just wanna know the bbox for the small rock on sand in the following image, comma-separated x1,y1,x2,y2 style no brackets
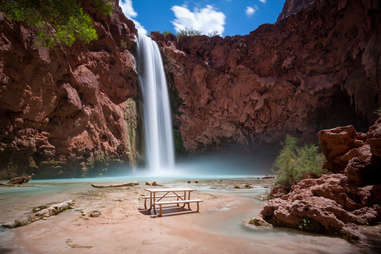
145,181,161,186
248,217,271,227
89,210,101,217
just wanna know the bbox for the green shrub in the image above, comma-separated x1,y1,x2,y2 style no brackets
273,135,326,187
0,0,112,47
207,31,219,37
176,28,202,37
162,31,173,36
91,0,113,15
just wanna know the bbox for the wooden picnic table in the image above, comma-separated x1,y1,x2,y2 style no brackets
144,187,201,216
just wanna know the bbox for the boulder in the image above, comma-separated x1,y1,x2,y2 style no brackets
318,125,358,172
368,118,381,157
248,217,272,227
261,174,377,241
262,119,381,242
269,184,289,199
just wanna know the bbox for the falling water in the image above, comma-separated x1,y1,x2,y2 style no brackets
136,31,175,173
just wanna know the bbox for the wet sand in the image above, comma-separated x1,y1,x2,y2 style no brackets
0,178,365,253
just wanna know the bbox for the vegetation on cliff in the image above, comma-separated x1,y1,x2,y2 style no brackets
273,135,326,187
176,28,219,38
0,0,113,47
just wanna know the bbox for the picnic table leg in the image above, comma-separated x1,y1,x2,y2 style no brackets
144,198,147,210
197,201,199,212
153,192,157,214
176,195,179,207
159,204,162,217
182,191,186,208
187,191,191,210
149,192,152,212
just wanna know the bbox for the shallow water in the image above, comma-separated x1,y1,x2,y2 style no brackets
0,177,362,254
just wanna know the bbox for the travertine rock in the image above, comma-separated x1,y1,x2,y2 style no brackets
153,0,381,152
262,119,381,242
0,0,139,178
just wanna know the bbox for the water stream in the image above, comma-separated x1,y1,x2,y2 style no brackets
136,31,175,174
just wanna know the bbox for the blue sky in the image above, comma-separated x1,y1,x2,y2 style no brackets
119,0,285,36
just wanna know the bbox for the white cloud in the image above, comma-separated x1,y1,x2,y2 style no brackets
245,5,258,16
246,6,255,16
259,0,267,3
119,0,147,34
171,5,226,36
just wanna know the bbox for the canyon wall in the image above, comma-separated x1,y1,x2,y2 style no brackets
0,0,139,178
153,0,381,152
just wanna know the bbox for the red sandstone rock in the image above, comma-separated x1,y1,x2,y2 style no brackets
262,119,381,242
368,118,381,157
261,174,377,241
318,125,358,171
0,0,138,178
277,0,315,21
153,0,381,152
269,184,289,199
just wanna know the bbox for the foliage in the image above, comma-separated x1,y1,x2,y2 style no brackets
207,31,219,37
176,28,202,37
162,31,173,36
91,0,113,15
273,135,326,187
176,29,221,38
28,156,39,169
0,0,113,47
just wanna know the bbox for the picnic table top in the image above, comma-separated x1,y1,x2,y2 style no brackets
144,187,195,192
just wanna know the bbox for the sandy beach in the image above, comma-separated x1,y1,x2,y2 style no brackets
0,178,363,254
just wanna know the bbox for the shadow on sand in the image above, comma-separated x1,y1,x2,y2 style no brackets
138,205,199,217
0,247,13,254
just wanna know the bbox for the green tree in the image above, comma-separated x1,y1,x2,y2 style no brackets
0,0,113,47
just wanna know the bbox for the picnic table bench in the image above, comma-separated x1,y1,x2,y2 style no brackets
143,187,203,217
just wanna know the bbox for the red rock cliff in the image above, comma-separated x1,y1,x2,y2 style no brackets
0,0,139,178
153,0,381,152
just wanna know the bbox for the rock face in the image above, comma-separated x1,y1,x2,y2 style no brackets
261,119,381,241
153,0,381,152
0,0,139,178
277,0,315,21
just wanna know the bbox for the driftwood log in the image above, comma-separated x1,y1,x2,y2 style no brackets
2,200,74,228
7,174,34,185
91,181,139,188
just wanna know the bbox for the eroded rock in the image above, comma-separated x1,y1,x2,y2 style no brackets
0,0,139,178
262,119,381,242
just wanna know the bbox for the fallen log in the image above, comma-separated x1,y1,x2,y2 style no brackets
91,181,139,188
8,173,34,185
2,200,74,228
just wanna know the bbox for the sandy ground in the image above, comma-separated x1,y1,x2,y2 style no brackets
0,178,370,254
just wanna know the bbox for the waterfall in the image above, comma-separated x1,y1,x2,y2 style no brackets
136,31,175,173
